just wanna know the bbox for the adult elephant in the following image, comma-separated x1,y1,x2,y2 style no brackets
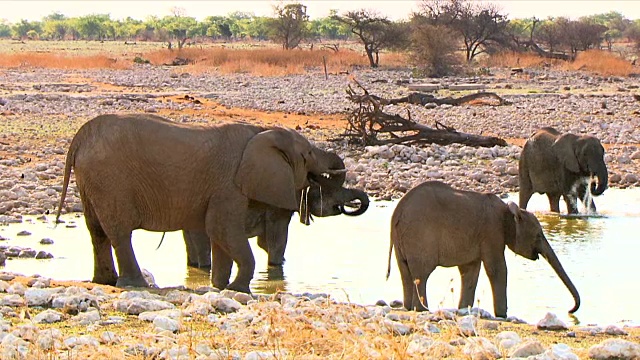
183,164,370,269
387,181,580,318
55,113,365,293
519,127,608,214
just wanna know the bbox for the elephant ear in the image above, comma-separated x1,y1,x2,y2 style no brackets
507,201,523,222
235,129,307,211
552,133,581,173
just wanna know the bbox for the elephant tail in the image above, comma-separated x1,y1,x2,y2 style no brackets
386,228,396,280
54,139,79,226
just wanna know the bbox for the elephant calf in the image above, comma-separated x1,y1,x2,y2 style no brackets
519,127,608,214
388,180,580,318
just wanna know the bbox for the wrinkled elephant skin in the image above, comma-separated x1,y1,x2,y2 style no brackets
388,181,580,318
55,113,363,293
519,127,608,214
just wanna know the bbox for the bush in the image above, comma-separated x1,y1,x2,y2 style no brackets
409,24,462,77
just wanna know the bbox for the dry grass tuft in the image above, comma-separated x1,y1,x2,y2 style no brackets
486,50,636,77
483,51,562,68
144,47,386,76
0,53,130,70
563,49,634,76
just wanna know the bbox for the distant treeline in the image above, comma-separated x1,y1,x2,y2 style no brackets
2,1,638,74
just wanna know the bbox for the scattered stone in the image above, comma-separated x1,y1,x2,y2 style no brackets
588,338,640,359
537,312,568,330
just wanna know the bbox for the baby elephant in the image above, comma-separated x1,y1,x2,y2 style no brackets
387,181,580,318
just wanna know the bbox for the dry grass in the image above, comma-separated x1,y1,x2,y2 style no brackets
486,50,636,77
144,47,406,76
0,40,406,76
0,52,130,70
563,49,635,76
483,51,564,68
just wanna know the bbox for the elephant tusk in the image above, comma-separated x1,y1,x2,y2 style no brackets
324,169,347,176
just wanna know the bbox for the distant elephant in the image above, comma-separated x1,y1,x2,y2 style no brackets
183,172,370,269
519,127,608,214
387,181,580,318
55,113,367,293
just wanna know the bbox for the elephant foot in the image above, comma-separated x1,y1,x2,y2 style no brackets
226,281,252,294
115,276,149,288
92,273,118,286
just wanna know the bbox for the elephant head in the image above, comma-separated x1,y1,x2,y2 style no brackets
506,202,581,314
301,149,369,223
552,133,608,196
234,127,344,211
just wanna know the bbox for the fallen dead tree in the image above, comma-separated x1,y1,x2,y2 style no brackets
341,80,509,147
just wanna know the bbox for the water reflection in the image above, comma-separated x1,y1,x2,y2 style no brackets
253,266,288,294
0,188,639,326
538,214,605,243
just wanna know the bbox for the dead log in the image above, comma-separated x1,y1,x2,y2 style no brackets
340,80,508,148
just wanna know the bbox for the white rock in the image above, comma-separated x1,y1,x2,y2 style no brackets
406,335,433,354
24,288,54,306
72,308,101,325
153,315,181,332
245,350,286,359
457,315,478,336
1,294,26,307
6,282,26,295
100,331,121,345
211,297,242,313
510,340,545,357
604,325,628,335
382,319,411,335
34,309,64,324
588,338,640,360
139,309,182,322
463,337,501,360
114,298,175,315
495,330,521,350
533,343,578,360
536,312,568,330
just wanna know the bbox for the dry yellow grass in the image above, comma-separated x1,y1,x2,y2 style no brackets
0,52,130,70
486,50,636,77
564,49,635,77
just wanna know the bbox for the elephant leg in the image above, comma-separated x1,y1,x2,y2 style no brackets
403,254,434,312
518,173,534,210
207,195,254,293
395,255,419,311
264,209,292,266
84,202,117,286
183,231,199,267
111,231,147,288
483,257,508,318
547,193,561,213
458,260,481,310
562,194,579,214
211,241,233,290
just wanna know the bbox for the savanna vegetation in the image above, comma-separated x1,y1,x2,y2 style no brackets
1,0,639,77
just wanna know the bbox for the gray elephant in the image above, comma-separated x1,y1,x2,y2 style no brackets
183,175,369,269
387,181,580,318
519,127,608,214
55,113,367,293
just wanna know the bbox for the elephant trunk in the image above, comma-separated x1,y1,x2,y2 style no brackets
537,237,580,313
589,162,608,196
340,188,370,216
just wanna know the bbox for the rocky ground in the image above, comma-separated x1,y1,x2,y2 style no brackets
1,65,640,220
0,64,640,358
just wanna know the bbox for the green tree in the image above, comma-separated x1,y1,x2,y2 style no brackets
161,12,197,49
267,3,309,49
334,9,408,67
418,0,510,62
75,14,111,40
12,19,42,39
309,9,349,40
0,20,11,38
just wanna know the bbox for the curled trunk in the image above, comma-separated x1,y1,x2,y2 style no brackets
340,188,369,216
538,238,581,313
590,163,608,196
